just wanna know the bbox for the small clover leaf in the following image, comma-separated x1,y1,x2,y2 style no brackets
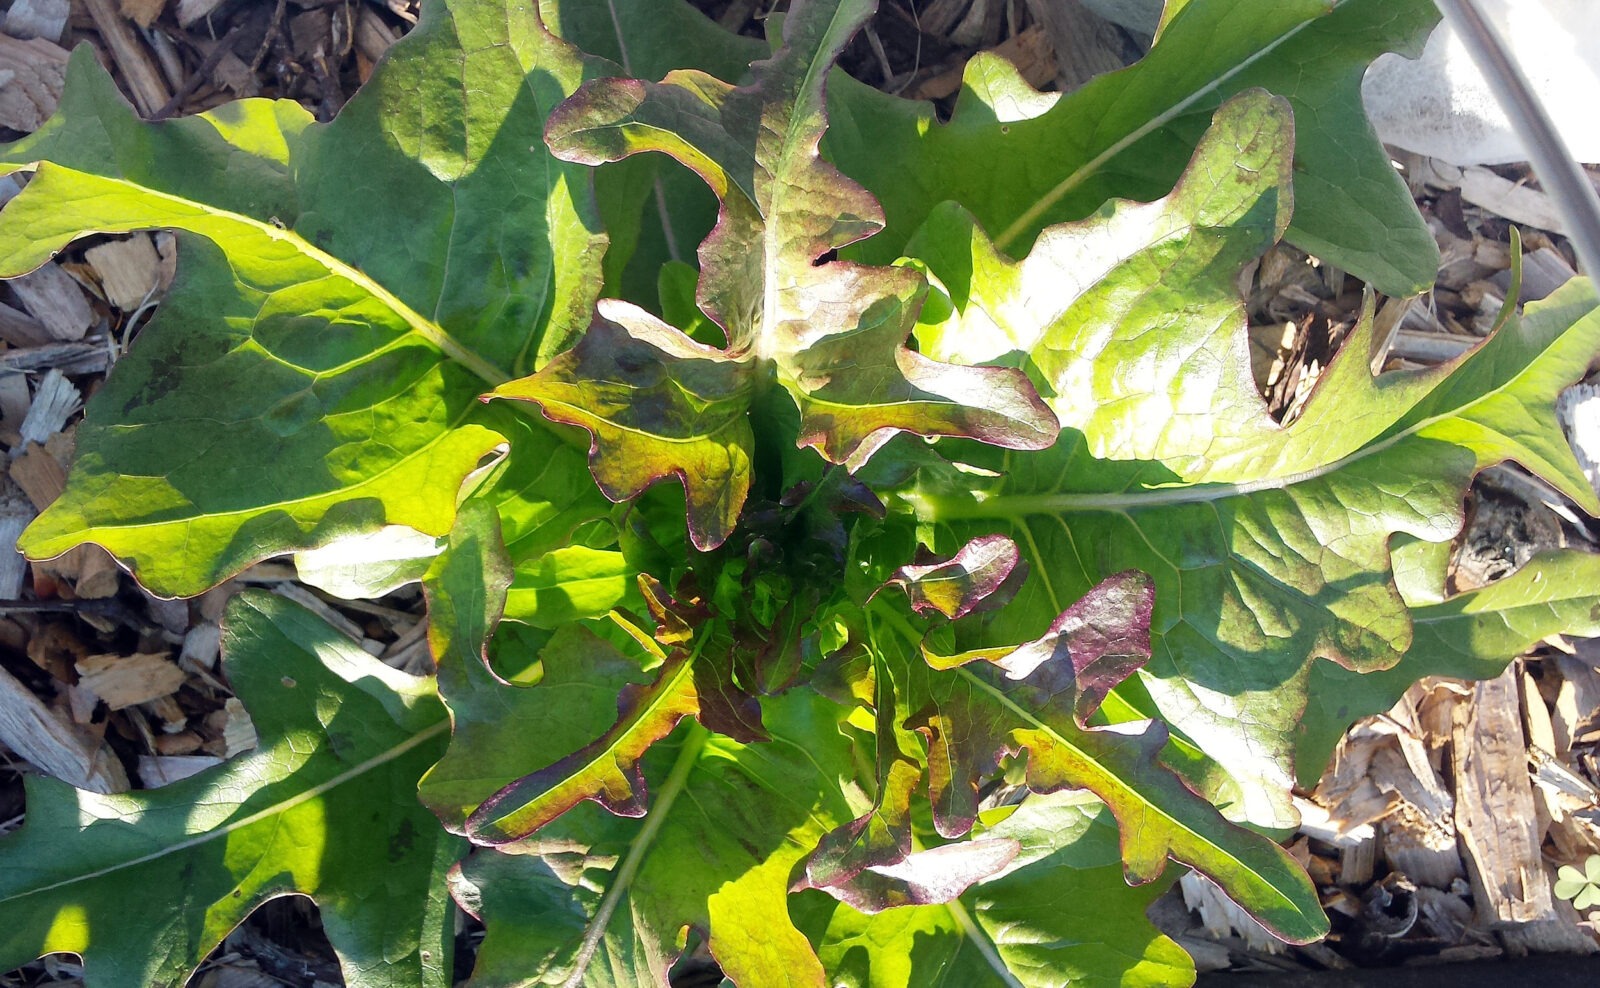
1554,855,1600,911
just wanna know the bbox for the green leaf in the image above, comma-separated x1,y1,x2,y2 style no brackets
539,0,762,306
904,88,1600,828
0,591,459,988
418,501,648,833
868,567,1327,944
1,0,605,596
496,0,1057,549
812,792,1196,988
1300,549,1600,781
824,0,1440,296
444,699,857,987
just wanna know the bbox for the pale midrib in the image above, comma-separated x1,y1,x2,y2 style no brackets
993,15,1317,252
926,400,1465,521
945,896,1024,988
3,720,448,905
87,174,509,387
563,722,709,988
953,664,1299,918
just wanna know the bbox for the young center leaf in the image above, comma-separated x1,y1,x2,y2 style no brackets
903,88,1600,827
825,0,1440,297
0,0,604,596
417,505,860,986
0,591,459,988
491,0,1057,550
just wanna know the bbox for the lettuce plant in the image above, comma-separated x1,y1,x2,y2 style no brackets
3,0,1600,985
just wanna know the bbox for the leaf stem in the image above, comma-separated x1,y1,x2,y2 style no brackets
562,721,709,988
944,897,1025,988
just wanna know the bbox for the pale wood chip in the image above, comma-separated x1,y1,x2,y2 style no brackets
119,0,168,29
908,26,1057,101
2,0,69,41
0,341,111,376
16,368,80,449
138,753,221,787
82,0,171,117
354,5,398,63
8,441,65,511
0,33,68,132
0,662,128,792
1459,166,1567,234
218,696,255,757
1452,666,1562,926
0,299,50,349
1024,0,1135,91
7,262,94,342
76,651,185,710
0,476,34,598
83,235,163,311
175,0,228,28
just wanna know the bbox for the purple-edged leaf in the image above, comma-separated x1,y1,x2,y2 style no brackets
803,653,920,890
502,0,1057,547
812,839,1021,914
465,648,700,844
490,301,755,550
465,572,765,845
888,535,1022,620
891,574,1327,944
923,569,1154,724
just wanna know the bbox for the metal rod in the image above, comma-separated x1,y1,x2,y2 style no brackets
1432,0,1600,279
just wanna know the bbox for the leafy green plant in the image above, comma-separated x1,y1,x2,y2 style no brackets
2,0,1599,985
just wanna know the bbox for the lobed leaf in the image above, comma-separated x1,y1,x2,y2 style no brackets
496,0,1056,548
0,591,460,988
1300,549,1600,779
451,697,856,988
813,792,1196,988
826,0,1440,297
0,0,604,595
905,88,1600,828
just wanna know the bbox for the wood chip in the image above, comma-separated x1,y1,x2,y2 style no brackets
2,0,69,41
7,261,94,342
7,438,65,509
76,652,186,710
119,0,168,29
0,298,52,349
0,341,111,376
1452,666,1560,926
175,0,228,28
138,754,222,786
82,0,172,117
1558,382,1600,501
1459,166,1567,234
0,476,34,598
16,368,81,449
908,26,1057,101
1024,0,1137,91
354,5,398,63
1491,245,1577,303
0,662,128,793
83,234,163,311
0,33,68,132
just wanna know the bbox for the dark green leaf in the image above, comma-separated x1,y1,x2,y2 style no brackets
1,0,603,595
825,0,1439,296
0,592,459,987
